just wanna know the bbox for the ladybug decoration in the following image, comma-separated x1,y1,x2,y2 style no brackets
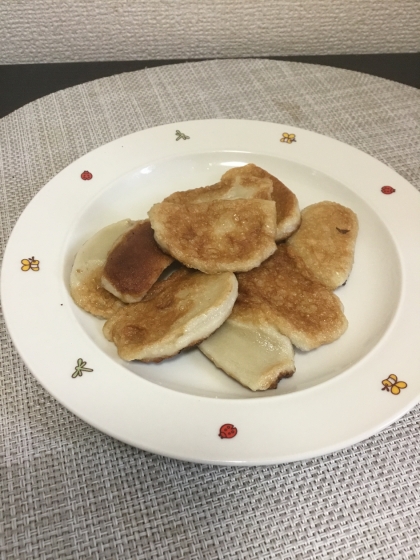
81,170,93,181
219,423,238,439
381,186,395,195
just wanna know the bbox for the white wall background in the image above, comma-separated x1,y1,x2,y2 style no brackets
1,0,419,64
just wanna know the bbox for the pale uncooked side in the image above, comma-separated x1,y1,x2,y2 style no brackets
199,317,295,391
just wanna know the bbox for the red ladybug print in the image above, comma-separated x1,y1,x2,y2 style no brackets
81,170,93,180
219,423,238,439
381,186,395,195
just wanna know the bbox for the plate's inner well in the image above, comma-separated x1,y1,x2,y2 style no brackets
64,152,402,399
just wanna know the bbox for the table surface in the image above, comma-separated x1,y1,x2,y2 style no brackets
1,56,420,560
0,53,419,119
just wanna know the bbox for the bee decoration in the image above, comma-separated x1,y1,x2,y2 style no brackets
21,256,40,271
381,374,407,395
72,358,94,378
280,132,296,144
175,130,190,141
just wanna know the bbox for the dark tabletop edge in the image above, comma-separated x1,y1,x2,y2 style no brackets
0,53,419,120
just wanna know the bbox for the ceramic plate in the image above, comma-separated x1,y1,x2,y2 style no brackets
2,120,420,465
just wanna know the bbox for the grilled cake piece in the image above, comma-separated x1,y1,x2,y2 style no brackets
163,174,273,204
221,164,301,241
286,201,359,289
199,244,348,390
269,172,301,241
199,312,295,391
103,268,238,362
148,198,277,274
101,220,174,303
70,219,134,318
234,244,348,351
163,163,300,241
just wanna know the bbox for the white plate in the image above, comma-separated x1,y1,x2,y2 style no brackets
2,120,420,465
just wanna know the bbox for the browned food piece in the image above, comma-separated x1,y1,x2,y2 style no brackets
221,164,301,241
286,201,359,290
148,199,277,274
101,220,174,303
270,174,301,241
163,163,300,241
71,265,125,319
199,314,295,391
234,244,348,351
164,174,273,204
103,268,238,362
70,220,134,319
199,242,349,390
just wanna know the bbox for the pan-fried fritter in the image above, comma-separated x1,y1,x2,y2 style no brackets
70,163,358,391
287,201,358,289
233,244,348,351
70,220,134,318
148,198,277,274
199,313,295,391
103,268,238,362
221,164,301,241
163,174,273,204
199,240,351,389
163,163,300,242
101,220,174,303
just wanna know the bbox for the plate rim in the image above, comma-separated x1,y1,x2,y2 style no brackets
2,118,420,465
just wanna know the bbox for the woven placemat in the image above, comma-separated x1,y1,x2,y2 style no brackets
1,59,419,560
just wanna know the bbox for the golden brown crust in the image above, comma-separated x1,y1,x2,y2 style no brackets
102,220,173,303
221,164,301,241
286,201,359,289
219,166,273,200
163,164,299,242
270,176,301,240
70,264,125,319
234,245,348,351
104,270,196,358
103,268,238,361
265,369,295,389
148,199,277,274
164,182,229,204
69,219,135,318
164,169,273,204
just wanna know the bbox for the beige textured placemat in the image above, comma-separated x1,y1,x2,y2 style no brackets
1,59,420,559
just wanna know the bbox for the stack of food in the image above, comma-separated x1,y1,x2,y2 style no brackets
70,164,358,391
